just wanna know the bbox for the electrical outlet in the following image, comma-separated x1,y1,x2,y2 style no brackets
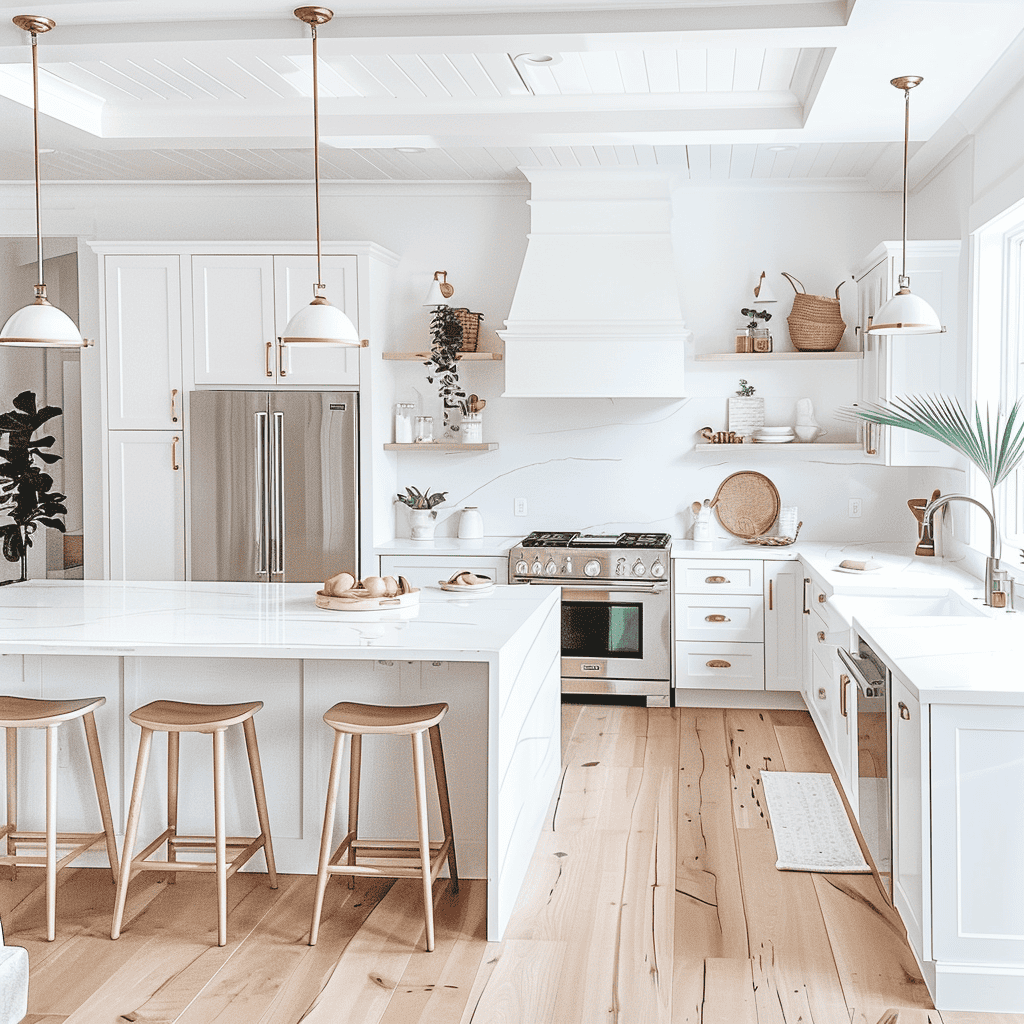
514,497,527,517
849,498,862,518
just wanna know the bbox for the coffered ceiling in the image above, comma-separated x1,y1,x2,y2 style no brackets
0,0,1022,186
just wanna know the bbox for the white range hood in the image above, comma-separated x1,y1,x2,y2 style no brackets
499,168,691,398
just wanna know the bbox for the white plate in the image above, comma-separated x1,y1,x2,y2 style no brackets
755,426,795,435
439,580,495,593
752,436,795,443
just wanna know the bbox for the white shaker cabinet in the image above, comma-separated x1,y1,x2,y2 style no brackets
104,255,183,430
855,241,961,467
763,560,802,692
107,430,185,581
192,254,359,387
379,554,509,590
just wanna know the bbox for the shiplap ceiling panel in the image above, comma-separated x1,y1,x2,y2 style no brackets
1,0,1021,186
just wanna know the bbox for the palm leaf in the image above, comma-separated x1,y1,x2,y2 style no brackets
846,394,1024,488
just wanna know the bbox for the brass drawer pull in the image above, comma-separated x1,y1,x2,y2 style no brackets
171,435,180,471
818,593,827,603
899,701,911,721
817,630,826,642
817,687,827,700
265,341,274,378
706,575,729,584
706,659,731,669
278,341,287,378
170,388,179,423
840,674,849,718
768,578,773,610
705,614,730,623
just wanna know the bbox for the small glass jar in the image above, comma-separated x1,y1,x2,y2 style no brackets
414,415,433,443
751,327,772,353
735,329,754,353
461,411,483,444
394,403,415,444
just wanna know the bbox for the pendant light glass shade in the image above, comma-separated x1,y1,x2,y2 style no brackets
1,16,85,349
280,7,362,349
867,76,944,337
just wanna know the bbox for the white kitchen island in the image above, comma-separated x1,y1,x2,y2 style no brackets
0,581,561,941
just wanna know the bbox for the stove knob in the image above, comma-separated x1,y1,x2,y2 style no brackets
563,557,573,575
650,559,666,578
584,559,602,578
531,560,543,576
632,559,647,576
514,559,529,576
545,560,558,575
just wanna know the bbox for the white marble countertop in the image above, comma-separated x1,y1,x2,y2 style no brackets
0,580,558,661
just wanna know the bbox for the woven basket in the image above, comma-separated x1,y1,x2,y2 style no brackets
782,272,846,351
452,308,484,352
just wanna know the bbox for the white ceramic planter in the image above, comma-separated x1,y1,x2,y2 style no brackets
409,508,437,540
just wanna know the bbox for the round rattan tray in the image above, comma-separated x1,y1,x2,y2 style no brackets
711,471,781,538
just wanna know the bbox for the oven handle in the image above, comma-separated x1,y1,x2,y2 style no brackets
520,580,669,594
836,646,874,693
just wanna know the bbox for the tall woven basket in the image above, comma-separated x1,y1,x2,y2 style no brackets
782,272,846,351
452,308,484,353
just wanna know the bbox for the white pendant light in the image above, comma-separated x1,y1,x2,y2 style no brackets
868,76,944,336
279,7,362,348
422,270,454,307
1,16,86,349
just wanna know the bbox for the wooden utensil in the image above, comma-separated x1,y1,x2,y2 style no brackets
907,489,941,556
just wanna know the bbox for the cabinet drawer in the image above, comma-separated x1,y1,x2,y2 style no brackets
675,641,764,691
379,555,508,591
674,595,764,642
674,560,763,595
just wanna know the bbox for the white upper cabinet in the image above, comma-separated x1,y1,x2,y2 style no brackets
192,254,360,387
104,255,183,430
856,241,961,467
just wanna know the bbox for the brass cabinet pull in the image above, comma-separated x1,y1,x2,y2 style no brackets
278,341,287,378
170,388,179,423
265,341,274,378
865,421,878,457
803,577,811,614
706,575,728,584
171,435,180,471
818,593,827,604
706,660,731,669
817,687,827,700
768,578,773,611
817,630,826,642
899,701,911,721
840,674,849,718
705,614,730,623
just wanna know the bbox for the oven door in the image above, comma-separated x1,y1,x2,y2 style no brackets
558,581,670,692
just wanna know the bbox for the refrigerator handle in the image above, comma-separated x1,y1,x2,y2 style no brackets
255,412,269,576
271,411,285,576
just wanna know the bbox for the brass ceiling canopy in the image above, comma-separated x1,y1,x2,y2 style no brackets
293,6,333,26
11,14,55,33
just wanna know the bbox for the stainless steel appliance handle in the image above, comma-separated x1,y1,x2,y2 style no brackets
529,580,669,594
255,411,269,576
271,410,285,576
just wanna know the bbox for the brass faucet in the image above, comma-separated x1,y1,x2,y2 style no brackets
923,493,1005,607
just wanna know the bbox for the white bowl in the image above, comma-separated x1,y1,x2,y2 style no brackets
755,426,794,435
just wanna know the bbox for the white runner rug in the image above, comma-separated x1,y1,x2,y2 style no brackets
760,771,870,873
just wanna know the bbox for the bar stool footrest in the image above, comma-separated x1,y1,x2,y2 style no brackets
129,833,270,879
0,831,111,872
326,836,453,883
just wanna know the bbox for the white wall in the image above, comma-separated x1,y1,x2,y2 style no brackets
0,179,967,560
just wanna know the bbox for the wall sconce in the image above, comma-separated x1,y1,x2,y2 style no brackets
423,271,454,307
752,271,777,304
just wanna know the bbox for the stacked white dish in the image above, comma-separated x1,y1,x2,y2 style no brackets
752,426,795,444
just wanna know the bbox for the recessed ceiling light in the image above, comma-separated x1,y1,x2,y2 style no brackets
395,147,425,154
768,145,797,153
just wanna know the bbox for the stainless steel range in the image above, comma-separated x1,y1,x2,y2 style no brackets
509,532,672,707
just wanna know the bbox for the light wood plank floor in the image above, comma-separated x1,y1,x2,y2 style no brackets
4,705,1021,1023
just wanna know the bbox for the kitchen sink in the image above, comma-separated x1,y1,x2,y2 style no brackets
846,591,988,619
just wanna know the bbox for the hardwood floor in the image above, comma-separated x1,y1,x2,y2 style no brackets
4,704,1020,1023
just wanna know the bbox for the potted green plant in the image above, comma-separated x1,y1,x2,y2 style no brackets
423,305,469,435
740,308,773,352
0,390,67,586
396,485,448,540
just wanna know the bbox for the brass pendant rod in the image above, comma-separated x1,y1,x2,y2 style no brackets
311,20,323,291
900,82,910,283
30,27,44,291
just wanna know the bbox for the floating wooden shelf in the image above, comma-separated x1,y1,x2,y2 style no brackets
695,351,861,362
384,442,498,452
383,352,503,361
694,442,862,452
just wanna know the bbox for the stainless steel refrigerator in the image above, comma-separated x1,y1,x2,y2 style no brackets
189,391,358,582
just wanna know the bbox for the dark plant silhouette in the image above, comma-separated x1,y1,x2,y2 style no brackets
424,305,468,433
740,307,773,329
0,390,66,585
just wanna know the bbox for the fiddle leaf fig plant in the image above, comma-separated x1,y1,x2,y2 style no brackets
0,390,67,585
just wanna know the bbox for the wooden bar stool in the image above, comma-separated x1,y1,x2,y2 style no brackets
309,701,458,951
111,700,277,947
0,695,119,941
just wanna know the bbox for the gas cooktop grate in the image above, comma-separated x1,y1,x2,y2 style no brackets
518,531,671,550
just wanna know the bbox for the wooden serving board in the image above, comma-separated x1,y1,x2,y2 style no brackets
315,588,420,611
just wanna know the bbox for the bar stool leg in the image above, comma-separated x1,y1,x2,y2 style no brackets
82,711,119,885
45,724,58,942
112,728,153,940
346,732,361,889
428,724,458,893
411,730,435,952
166,730,179,885
213,729,228,948
309,730,346,946
5,727,16,878
242,716,277,889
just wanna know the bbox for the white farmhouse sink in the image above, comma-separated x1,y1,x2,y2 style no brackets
850,591,988,619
